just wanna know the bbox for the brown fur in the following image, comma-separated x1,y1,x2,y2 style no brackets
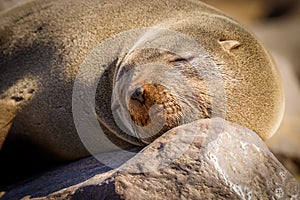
0,0,284,161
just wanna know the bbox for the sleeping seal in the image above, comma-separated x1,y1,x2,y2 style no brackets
0,0,284,185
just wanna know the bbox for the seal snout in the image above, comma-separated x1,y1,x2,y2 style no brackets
126,82,184,143
130,85,145,105
128,83,181,127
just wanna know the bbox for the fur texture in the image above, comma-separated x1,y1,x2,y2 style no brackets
0,0,284,162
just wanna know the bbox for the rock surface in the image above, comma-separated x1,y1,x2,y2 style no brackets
1,118,299,199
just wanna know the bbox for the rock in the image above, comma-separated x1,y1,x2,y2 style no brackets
1,118,299,199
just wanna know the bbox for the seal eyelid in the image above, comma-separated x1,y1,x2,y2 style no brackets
169,53,196,63
170,57,187,63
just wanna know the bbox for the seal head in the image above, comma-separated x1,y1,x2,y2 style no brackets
112,48,212,144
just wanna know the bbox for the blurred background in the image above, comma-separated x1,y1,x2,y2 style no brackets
1,0,299,180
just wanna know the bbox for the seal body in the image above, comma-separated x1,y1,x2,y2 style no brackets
0,0,284,166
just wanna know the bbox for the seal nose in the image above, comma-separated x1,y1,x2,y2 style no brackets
130,86,145,104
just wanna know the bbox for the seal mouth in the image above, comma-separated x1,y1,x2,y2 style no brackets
128,83,182,142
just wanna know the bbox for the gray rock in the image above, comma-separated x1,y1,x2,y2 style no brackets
1,118,299,199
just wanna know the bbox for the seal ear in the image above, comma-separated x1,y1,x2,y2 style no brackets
0,101,17,149
218,40,241,53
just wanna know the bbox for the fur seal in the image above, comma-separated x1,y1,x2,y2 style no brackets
0,0,284,183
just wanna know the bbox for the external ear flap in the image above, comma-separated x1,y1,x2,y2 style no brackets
0,101,17,149
218,40,241,53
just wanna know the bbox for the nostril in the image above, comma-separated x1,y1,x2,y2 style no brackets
130,86,145,104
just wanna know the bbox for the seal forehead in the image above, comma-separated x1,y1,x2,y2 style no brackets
122,48,181,66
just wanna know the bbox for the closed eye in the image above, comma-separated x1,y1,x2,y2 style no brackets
169,53,196,63
171,57,187,62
